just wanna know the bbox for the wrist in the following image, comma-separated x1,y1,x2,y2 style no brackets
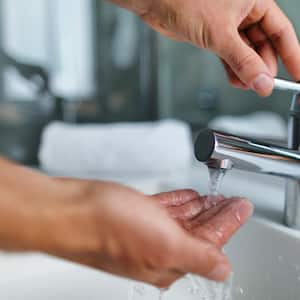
0,160,100,257
0,165,64,251
33,179,102,258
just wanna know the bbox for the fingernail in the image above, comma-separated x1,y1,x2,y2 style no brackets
228,198,254,224
251,73,273,96
207,263,231,281
237,198,254,220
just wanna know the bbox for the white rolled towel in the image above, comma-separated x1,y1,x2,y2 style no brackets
38,120,194,176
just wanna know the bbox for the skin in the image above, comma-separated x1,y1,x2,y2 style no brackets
110,0,300,97
0,158,253,287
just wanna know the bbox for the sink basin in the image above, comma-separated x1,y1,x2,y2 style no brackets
226,217,300,300
0,217,300,300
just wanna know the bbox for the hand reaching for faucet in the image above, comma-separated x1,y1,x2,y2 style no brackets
110,0,300,97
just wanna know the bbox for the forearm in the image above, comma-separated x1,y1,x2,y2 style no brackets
0,158,80,252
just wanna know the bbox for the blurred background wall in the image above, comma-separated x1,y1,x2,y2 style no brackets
0,0,299,164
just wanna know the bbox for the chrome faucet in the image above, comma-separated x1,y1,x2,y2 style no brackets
194,78,300,229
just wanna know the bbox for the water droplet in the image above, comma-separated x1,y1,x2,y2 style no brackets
278,255,283,262
239,287,244,295
235,212,241,223
133,284,146,296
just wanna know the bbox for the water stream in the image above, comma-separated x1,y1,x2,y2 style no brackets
208,167,227,197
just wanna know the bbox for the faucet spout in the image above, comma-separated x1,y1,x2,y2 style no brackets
194,129,300,180
194,129,300,229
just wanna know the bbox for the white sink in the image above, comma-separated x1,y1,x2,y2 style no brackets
0,216,300,300
226,217,300,300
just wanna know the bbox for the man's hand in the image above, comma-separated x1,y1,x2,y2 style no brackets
0,159,253,287
111,0,300,97
35,180,252,287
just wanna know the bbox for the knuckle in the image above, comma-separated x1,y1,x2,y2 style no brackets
212,26,235,53
270,22,293,46
252,0,272,20
195,25,211,49
228,52,256,73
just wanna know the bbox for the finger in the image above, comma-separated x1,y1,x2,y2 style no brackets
173,234,231,282
260,2,300,81
191,198,254,248
167,195,226,220
246,25,278,76
221,31,254,90
144,269,183,288
239,0,272,30
219,30,274,97
184,198,231,230
221,59,249,89
167,198,206,220
153,189,200,207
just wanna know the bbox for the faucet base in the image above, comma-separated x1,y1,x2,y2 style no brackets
285,179,300,229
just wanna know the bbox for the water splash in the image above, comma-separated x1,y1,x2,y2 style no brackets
128,284,168,300
158,288,168,300
128,283,146,300
185,273,233,300
186,274,200,294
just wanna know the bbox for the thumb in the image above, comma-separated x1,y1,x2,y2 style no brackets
220,32,274,97
174,234,231,282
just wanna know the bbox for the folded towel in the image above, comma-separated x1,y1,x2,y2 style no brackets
38,120,194,176
208,111,287,140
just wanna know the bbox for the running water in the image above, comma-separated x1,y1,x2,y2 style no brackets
184,168,228,297
181,166,233,300
208,167,227,197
